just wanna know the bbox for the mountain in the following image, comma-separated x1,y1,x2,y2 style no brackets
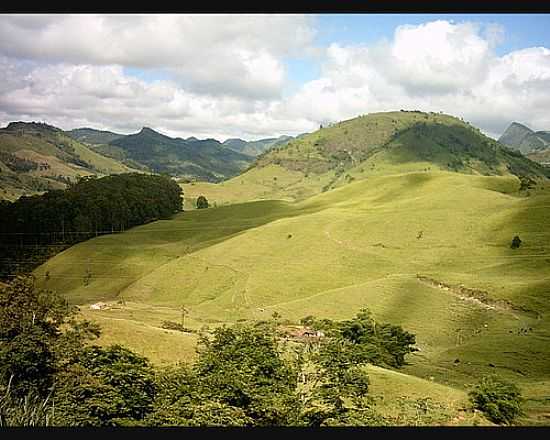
222,138,249,153
499,122,550,155
108,127,254,182
183,111,549,207
0,122,137,201
223,135,294,157
65,127,125,145
255,110,548,193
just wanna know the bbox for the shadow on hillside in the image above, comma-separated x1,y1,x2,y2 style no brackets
386,121,502,175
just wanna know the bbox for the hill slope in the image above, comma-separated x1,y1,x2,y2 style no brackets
35,170,550,425
108,127,254,182
184,111,548,207
0,122,137,200
30,110,550,424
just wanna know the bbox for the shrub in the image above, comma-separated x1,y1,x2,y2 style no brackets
468,375,523,425
511,236,522,249
196,195,209,209
160,321,195,333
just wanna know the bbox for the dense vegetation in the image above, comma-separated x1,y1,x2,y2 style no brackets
0,173,182,279
0,275,436,427
469,375,524,425
108,127,253,182
196,195,209,209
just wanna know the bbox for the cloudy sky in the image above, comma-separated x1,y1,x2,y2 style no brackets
0,13,549,141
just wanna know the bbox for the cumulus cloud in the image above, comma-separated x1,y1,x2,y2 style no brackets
0,16,549,141
277,20,550,138
0,14,316,100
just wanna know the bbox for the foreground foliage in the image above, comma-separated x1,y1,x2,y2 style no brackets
469,375,523,425
0,276,508,426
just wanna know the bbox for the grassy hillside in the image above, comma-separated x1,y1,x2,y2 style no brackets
34,168,550,425
183,111,548,208
255,111,547,180
0,122,137,200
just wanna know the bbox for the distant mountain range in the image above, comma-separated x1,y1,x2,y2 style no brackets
499,122,550,164
0,122,137,201
3,114,548,203
222,135,295,157
0,122,298,201
66,126,299,181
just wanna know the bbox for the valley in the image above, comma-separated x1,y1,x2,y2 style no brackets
4,110,550,425
33,165,550,424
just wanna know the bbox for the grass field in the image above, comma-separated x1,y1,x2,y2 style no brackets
34,166,550,425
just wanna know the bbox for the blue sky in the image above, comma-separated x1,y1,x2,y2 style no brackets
314,14,550,53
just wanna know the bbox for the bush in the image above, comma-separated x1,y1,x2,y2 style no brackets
511,236,522,249
160,321,195,333
468,375,523,425
196,195,209,209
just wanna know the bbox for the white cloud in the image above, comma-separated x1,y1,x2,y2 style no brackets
277,20,550,138
0,14,316,100
1,17,550,141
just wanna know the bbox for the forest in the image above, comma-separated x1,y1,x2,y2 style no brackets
0,173,183,279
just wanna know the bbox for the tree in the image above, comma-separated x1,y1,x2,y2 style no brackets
469,375,523,425
0,276,99,398
196,195,209,209
53,345,157,426
511,235,522,249
180,306,189,327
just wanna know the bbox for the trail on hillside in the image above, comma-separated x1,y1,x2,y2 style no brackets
263,273,416,310
191,255,251,308
416,274,540,320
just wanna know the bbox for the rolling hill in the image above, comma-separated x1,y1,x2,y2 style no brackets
183,111,549,208
0,122,137,201
32,110,550,425
499,122,550,157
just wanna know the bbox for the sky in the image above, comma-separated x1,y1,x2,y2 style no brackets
0,13,549,141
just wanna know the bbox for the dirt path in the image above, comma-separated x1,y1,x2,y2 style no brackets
416,274,540,320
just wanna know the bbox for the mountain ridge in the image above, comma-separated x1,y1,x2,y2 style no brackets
499,121,550,156
0,121,137,201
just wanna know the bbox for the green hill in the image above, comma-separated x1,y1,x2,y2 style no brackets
0,122,137,201
184,111,548,208
108,127,254,182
